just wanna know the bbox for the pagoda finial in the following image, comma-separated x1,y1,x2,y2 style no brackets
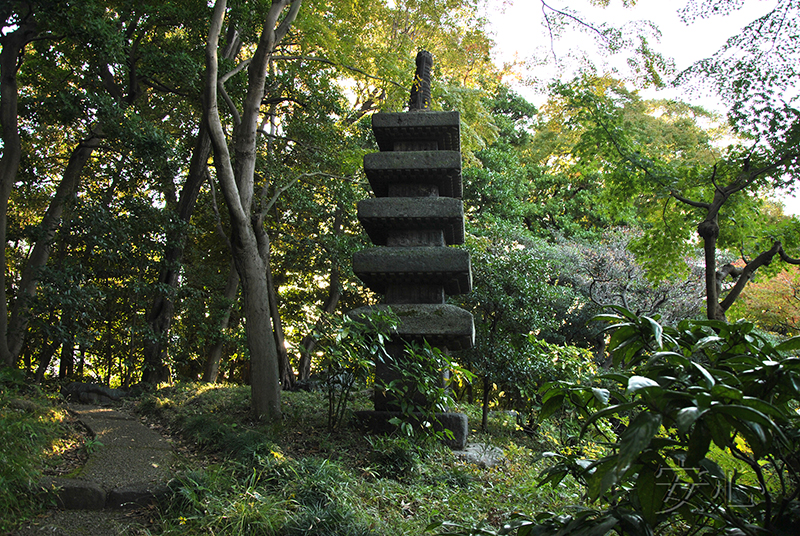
408,50,433,111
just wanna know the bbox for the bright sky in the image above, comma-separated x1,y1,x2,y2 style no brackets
482,0,798,212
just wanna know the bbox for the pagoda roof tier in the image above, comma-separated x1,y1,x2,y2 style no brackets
358,197,465,245
372,111,460,152
353,246,471,296
349,303,474,351
363,151,462,198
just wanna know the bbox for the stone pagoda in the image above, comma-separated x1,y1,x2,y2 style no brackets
351,51,474,448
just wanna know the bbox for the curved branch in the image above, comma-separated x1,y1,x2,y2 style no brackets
719,241,782,313
778,247,800,265
670,189,710,209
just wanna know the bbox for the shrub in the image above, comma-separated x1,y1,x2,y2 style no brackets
436,308,800,535
533,308,800,535
313,310,398,430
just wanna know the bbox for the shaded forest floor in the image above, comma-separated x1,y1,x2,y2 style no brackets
5,381,582,535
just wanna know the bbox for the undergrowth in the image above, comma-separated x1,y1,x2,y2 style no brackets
136,382,578,535
0,368,70,531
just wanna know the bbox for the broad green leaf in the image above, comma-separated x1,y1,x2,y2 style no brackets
592,388,610,406
740,396,784,418
586,517,619,536
710,405,775,430
705,413,732,449
627,375,660,394
686,420,712,466
617,412,662,473
690,361,716,389
676,406,705,435
711,383,743,401
587,458,618,503
643,316,663,348
581,401,642,435
776,335,800,352
593,313,627,324
694,336,722,351
606,305,640,322
538,394,565,421
636,468,660,526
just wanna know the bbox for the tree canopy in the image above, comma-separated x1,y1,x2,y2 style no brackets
1,0,798,418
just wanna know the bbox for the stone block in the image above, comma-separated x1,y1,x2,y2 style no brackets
354,410,469,449
107,484,170,509
358,197,465,245
349,303,475,350
41,478,107,510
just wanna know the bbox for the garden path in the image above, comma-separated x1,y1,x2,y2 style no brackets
13,403,173,535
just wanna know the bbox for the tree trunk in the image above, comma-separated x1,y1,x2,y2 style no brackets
7,135,101,362
59,337,74,378
142,130,212,383
698,216,724,321
297,266,341,381
266,253,293,389
0,20,37,367
481,375,492,431
204,0,301,421
296,209,344,381
203,261,239,382
34,340,61,384
232,225,282,418
141,27,242,383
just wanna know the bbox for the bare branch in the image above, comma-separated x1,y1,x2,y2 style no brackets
258,171,356,217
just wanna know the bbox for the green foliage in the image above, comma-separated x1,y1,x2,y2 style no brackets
454,226,589,426
380,340,474,441
313,310,398,430
368,435,423,481
529,309,800,535
0,373,67,531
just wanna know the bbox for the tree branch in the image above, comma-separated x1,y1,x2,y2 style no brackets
719,242,782,313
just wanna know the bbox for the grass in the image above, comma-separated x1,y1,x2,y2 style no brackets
0,378,590,535
134,382,579,535
0,369,73,532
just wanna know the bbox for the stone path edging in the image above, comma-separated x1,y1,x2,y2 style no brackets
40,404,173,510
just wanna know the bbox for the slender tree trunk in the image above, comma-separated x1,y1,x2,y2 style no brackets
105,317,113,386
77,345,85,378
481,375,492,430
142,29,242,383
7,135,101,361
0,20,37,367
297,267,341,381
204,0,301,420
265,250,293,389
296,210,344,381
142,130,212,383
34,340,61,384
203,261,239,382
59,338,74,378
698,217,724,320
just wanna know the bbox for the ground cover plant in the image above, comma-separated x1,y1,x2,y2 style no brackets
0,368,80,531
133,381,581,535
